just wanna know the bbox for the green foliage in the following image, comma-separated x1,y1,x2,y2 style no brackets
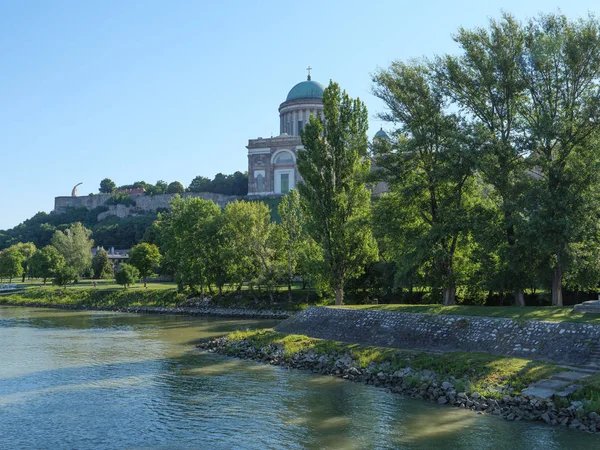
29,245,65,283
167,181,185,194
129,243,162,281
91,248,113,279
51,223,94,277
52,265,79,287
298,81,378,304
99,178,116,194
187,171,248,195
224,200,285,300
0,246,25,282
372,61,476,305
93,215,157,249
115,263,139,289
105,192,134,206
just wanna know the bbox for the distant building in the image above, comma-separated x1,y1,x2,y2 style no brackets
91,246,130,268
247,69,391,196
247,69,325,196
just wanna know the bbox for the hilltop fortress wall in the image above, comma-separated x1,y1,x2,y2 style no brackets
54,192,243,219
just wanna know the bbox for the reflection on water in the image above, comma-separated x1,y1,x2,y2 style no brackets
0,306,595,450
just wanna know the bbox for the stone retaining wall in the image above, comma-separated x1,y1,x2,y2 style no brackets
275,307,600,365
54,192,241,215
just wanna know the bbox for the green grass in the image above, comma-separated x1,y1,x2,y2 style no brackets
224,329,560,396
333,304,600,324
3,278,177,292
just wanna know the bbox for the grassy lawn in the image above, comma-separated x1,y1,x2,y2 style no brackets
3,278,177,292
333,304,600,324
225,329,561,397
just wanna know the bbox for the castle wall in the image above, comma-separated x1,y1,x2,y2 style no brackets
54,192,242,217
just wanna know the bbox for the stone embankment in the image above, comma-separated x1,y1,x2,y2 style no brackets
0,300,290,320
276,307,600,365
199,337,600,434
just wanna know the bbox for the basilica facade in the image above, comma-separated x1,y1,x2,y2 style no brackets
247,73,325,196
246,72,390,196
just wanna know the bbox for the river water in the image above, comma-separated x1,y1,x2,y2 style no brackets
0,307,596,449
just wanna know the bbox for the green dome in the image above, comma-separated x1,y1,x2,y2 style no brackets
374,128,390,140
286,80,325,102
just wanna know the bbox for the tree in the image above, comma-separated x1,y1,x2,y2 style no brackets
159,196,230,294
435,14,532,306
298,81,378,305
277,189,308,301
12,242,37,282
99,178,116,194
29,245,65,284
519,14,600,305
115,263,139,289
92,248,113,279
224,200,284,301
0,247,25,282
373,62,476,305
187,176,212,193
129,243,162,287
52,265,79,287
51,223,94,278
167,181,185,194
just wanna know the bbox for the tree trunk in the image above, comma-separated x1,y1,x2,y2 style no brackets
552,258,563,306
22,273,26,283
335,287,343,306
443,286,456,306
144,276,147,288
514,289,525,307
288,280,292,302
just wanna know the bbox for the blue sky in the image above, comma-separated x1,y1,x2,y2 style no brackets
0,0,597,230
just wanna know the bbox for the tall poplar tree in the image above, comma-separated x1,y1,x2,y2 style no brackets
298,81,377,305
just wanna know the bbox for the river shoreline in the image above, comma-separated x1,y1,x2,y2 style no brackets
199,333,600,434
0,300,290,319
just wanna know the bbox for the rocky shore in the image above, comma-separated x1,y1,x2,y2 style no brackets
0,300,290,319
199,336,600,434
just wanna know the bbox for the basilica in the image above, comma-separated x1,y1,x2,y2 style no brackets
246,70,390,196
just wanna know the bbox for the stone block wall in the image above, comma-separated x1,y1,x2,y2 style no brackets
54,192,242,217
275,307,600,365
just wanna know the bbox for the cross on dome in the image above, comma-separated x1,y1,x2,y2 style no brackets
306,65,312,80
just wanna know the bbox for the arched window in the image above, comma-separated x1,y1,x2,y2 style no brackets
274,151,294,164
256,174,264,192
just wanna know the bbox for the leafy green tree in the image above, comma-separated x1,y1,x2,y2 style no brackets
187,176,212,193
99,178,116,193
372,61,476,305
298,81,378,305
224,200,284,301
159,196,227,294
277,189,311,301
435,13,531,306
29,245,65,284
92,248,113,279
0,247,25,282
129,243,162,287
52,265,79,287
51,223,94,278
115,263,139,289
519,14,600,305
167,181,185,194
12,242,37,282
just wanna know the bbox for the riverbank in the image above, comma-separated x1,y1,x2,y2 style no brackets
0,288,291,319
199,329,600,433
